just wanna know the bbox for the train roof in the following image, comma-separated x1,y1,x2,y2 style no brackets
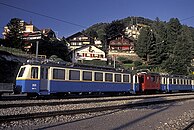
23,59,131,73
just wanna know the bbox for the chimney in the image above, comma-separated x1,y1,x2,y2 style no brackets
30,20,32,25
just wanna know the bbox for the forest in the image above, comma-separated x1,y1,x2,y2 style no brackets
84,16,194,75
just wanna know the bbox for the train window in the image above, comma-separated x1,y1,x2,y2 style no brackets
183,79,185,84
156,76,159,83
115,74,121,82
151,76,156,82
177,79,179,84
169,79,172,84
31,67,38,79
83,71,92,81
69,70,80,80
94,72,103,81
53,69,65,80
18,67,26,77
41,68,48,79
180,79,183,85
138,75,144,83
123,75,129,82
173,79,176,84
105,73,113,82
162,78,166,84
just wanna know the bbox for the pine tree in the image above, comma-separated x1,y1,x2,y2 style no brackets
162,18,182,72
135,27,155,65
104,20,125,38
166,18,182,55
5,18,24,48
166,26,193,75
151,18,167,65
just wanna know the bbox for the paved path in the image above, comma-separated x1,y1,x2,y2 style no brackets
34,100,194,130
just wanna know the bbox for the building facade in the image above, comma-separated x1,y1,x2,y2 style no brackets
125,24,148,40
66,32,94,51
2,19,56,51
72,45,107,63
107,34,134,57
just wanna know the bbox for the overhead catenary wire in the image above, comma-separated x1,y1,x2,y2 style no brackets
0,2,193,29
180,16,194,21
0,2,87,29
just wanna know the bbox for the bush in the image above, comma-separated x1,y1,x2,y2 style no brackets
133,60,143,67
117,56,133,64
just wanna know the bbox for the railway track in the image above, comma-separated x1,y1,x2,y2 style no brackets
1,92,194,109
183,121,194,130
1,93,194,123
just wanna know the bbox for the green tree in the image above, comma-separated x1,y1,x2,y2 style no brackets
135,27,156,65
30,38,70,61
151,18,168,65
104,20,125,38
103,20,125,52
5,18,24,48
162,18,182,71
83,29,98,39
166,18,182,55
165,26,193,75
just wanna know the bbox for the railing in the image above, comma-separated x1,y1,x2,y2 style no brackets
0,83,14,93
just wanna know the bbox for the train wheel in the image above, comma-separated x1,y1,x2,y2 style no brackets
27,93,38,99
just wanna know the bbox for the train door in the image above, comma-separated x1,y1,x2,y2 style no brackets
138,74,144,92
132,75,139,93
40,66,49,92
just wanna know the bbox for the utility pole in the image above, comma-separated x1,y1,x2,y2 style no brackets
35,41,39,60
113,55,116,68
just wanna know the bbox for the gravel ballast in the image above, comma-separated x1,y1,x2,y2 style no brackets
1,95,194,129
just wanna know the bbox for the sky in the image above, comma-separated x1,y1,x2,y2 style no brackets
0,0,194,38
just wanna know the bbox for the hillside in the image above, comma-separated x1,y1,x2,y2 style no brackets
83,16,154,40
84,16,194,41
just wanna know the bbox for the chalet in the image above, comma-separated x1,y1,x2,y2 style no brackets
2,20,56,51
107,34,134,57
125,24,149,40
66,32,94,51
41,28,56,39
71,44,107,63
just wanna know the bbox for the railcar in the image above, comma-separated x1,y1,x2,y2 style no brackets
15,62,133,96
137,72,160,92
166,75,192,92
15,60,194,97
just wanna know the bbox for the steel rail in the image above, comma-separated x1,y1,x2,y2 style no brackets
1,96,194,123
1,93,194,109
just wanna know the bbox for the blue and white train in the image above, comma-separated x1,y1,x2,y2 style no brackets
15,61,194,97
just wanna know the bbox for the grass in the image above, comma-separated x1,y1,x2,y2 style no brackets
0,46,34,58
123,63,134,69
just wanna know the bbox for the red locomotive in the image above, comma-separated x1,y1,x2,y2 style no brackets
137,72,160,92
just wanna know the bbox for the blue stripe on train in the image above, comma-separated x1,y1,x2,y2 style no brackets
168,84,192,91
16,80,40,93
16,80,132,94
160,83,192,92
50,80,132,93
